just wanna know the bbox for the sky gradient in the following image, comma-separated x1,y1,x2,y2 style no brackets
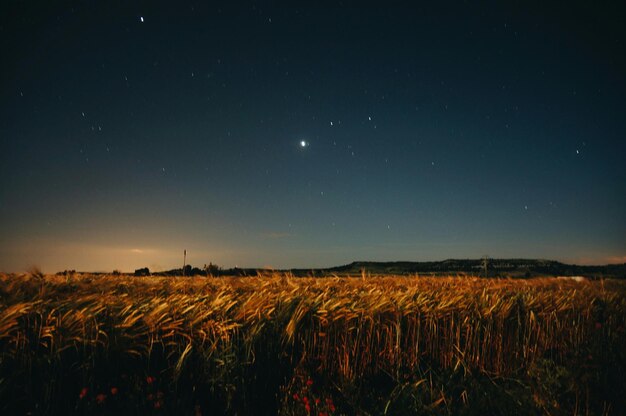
1,2,625,272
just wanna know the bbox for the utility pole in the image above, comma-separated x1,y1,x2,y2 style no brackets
482,255,489,277
183,249,187,276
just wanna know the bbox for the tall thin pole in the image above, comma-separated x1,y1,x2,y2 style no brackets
183,249,187,276
482,255,489,277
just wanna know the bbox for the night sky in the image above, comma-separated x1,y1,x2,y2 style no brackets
1,2,625,272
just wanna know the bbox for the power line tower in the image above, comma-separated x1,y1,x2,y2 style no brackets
183,249,187,276
482,255,489,277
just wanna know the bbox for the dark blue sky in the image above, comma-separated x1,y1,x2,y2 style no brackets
1,2,625,272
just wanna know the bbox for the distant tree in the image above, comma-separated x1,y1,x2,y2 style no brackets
134,267,150,276
204,262,220,276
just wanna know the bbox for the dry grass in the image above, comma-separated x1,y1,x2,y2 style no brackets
0,272,625,414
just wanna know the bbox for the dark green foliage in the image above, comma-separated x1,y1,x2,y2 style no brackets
134,267,150,276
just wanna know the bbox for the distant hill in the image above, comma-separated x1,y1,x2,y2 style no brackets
288,259,626,278
132,259,626,278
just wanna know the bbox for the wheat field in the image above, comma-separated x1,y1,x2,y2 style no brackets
0,272,625,415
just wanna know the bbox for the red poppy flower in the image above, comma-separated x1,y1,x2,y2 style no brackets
79,387,89,400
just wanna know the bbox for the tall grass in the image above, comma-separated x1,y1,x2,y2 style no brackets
0,273,624,414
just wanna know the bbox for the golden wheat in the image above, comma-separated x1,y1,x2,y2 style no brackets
0,273,624,384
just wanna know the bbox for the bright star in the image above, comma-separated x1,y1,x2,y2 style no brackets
300,140,308,148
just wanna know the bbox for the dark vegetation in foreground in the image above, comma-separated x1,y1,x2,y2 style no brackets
1,273,625,415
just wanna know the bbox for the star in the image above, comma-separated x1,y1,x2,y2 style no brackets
140,16,144,23
300,140,308,148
